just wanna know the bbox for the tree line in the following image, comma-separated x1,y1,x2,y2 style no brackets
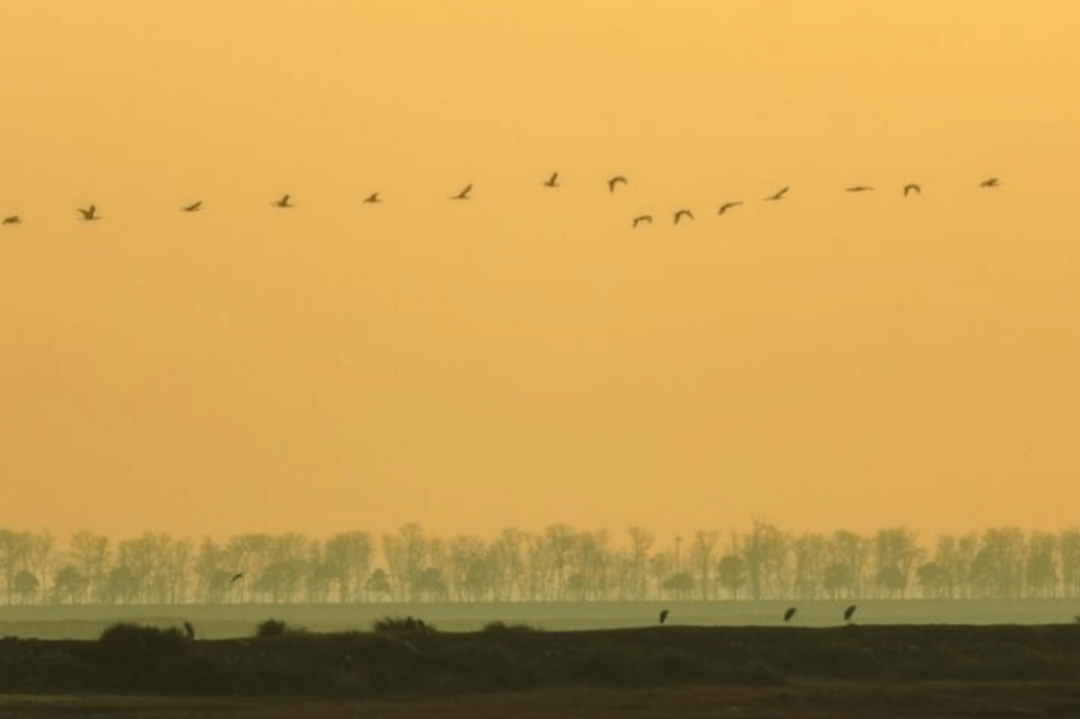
0,522,1077,606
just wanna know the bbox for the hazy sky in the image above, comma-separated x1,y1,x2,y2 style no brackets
1,1,1078,542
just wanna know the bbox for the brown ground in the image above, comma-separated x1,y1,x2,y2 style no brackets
2,682,1079,719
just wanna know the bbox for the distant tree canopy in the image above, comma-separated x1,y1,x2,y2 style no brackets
0,522,1077,605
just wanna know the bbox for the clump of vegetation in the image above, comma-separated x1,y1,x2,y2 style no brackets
255,619,290,638
98,623,188,657
373,616,434,633
481,620,540,633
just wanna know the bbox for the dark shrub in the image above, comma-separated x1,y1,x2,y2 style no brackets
481,621,539,633
373,616,434,633
255,619,289,638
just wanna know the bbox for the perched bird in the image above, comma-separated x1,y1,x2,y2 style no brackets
673,209,694,225
181,201,202,212
903,184,921,197
608,176,628,193
2,215,20,225
844,605,857,622
845,186,874,193
452,184,473,200
659,609,669,625
230,572,244,583
273,194,293,208
544,172,560,188
77,205,99,221
783,607,797,622
363,192,381,204
980,177,1000,188
764,186,789,201
718,201,742,215
183,622,195,640
632,215,652,228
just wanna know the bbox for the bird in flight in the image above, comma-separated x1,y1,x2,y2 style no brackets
632,215,652,228
363,192,381,204
845,185,874,193
659,609,669,625
273,194,293,208
783,607,797,622
844,605,857,622
544,172,560,188
230,572,244,583
673,209,694,225
181,201,202,212
718,201,742,215
2,215,20,225
980,177,1000,188
452,184,473,200
903,184,921,197
765,186,789,201
77,205,99,221
608,176,628,193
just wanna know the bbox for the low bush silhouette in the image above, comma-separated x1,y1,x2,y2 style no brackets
255,619,289,637
373,616,434,633
481,620,540,633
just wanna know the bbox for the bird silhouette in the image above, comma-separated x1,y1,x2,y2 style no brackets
673,209,694,225
183,621,195,640
844,605,857,622
273,194,293,208
230,572,244,583
765,186,789,201
783,607,797,622
718,201,742,215
181,201,202,212
77,205,99,221
845,186,874,192
659,609,669,625
608,176,628,193
452,184,473,200
980,177,1000,188
2,215,20,225
632,215,652,228
544,172,559,188
363,192,381,204
903,184,921,197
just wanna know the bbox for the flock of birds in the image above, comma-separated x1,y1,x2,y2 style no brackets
0,175,1004,229
658,604,858,626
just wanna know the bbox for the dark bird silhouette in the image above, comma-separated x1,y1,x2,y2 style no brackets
765,186,789,201
273,194,293,208
718,201,742,215
632,215,652,228
903,183,921,197
844,605,857,622
659,609,669,625
2,215,20,225
673,209,694,225
608,176,628,193
845,185,874,193
784,607,797,622
230,572,244,583
181,201,202,212
77,205,99,221
544,172,559,188
363,192,381,204
980,177,1000,188
183,621,195,640
452,184,473,200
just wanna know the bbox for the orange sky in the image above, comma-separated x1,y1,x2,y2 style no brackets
1,0,1078,543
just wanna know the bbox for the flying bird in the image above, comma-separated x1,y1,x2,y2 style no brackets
77,205,99,221
273,194,293,208
718,201,742,215
783,607,797,622
903,184,921,197
673,209,694,225
608,176,628,193
845,186,874,193
632,215,652,228
363,192,381,204
2,215,20,225
659,609,669,625
764,186,789,201
980,177,1000,188
181,201,202,212
230,573,244,583
452,184,473,200
844,605,857,622
544,172,559,188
